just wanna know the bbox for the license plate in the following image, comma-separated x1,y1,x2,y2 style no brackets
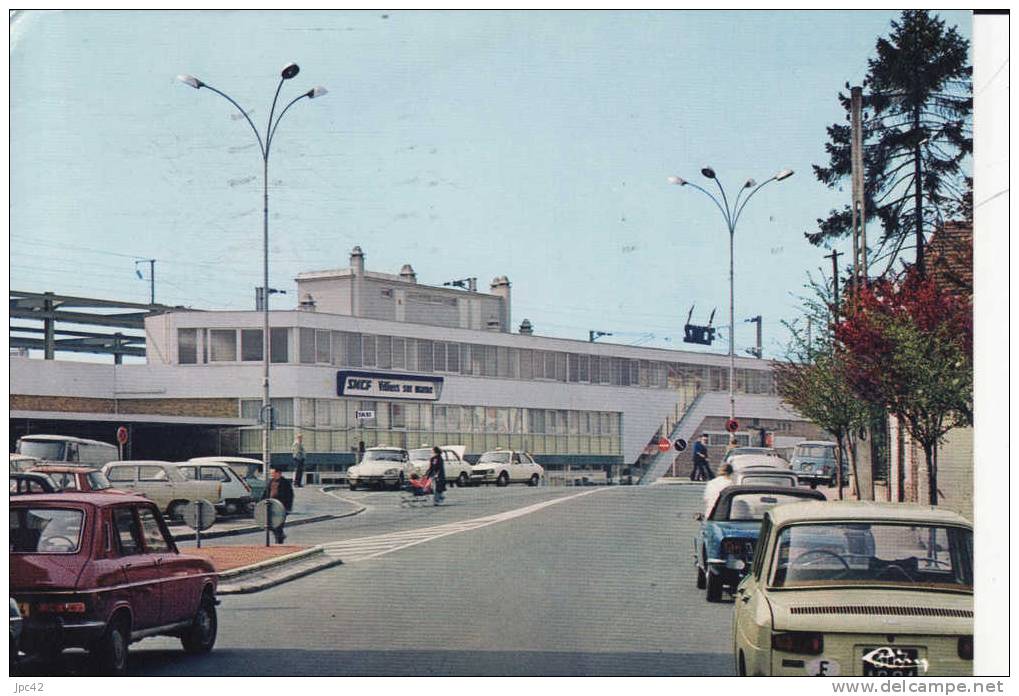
861,647,920,676
17,602,30,617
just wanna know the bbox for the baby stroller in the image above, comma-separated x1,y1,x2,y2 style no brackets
401,473,433,508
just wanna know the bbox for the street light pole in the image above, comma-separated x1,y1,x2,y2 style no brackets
667,167,793,421
178,65,327,483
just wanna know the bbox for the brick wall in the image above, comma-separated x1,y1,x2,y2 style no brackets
10,395,116,413
11,395,238,419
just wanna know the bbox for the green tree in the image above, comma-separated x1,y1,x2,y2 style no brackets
808,10,972,278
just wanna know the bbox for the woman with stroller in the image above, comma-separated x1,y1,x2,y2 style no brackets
425,446,446,506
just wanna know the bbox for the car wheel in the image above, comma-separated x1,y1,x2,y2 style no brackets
393,473,405,491
181,595,217,655
348,482,357,491
167,501,187,521
496,471,509,487
738,651,747,676
705,571,723,602
528,474,540,487
457,472,469,488
91,617,129,676
696,564,706,590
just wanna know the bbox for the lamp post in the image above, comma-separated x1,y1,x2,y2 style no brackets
178,64,327,483
667,167,793,421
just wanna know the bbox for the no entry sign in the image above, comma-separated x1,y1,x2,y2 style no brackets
657,438,671,452
726,418,740,433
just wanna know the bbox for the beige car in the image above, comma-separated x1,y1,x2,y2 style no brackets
102,461,222,520
733,501,973,677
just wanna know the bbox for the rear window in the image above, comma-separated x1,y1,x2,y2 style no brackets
10,508,85,554
107,466,136,482
796,445,835,459
741,475,796,488
17,440,67,461
727,493,815,521
87,471,113,491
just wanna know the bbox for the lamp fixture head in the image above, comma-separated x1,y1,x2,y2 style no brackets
774,168,794,181
176,74,203,89
744,178,756,188
666,175,687,186
700,167,716,179
281,63,300,79
307,86,328,99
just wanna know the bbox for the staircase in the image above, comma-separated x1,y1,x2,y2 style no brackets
639,392,729,484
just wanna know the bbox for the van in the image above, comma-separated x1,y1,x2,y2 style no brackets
16,435,119,467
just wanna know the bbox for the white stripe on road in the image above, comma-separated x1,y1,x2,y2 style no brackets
322,487,606,563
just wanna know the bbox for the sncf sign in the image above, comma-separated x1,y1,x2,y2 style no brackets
336,371,443,401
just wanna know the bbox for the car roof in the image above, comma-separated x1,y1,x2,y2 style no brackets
794,440,837,447
717,484,822,503
189,456,263,464
29,465,99,473
19,434,116,447
366,446,406,451
10,471,54,480
767,500,972,527
9,491,153,506
106,460,174,465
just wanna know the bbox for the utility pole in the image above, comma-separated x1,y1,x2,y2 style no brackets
744,316,762,358
135,259,156,304
850,86,867,287
824,249,842,319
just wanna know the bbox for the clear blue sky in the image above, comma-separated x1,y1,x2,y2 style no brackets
9,10,972,358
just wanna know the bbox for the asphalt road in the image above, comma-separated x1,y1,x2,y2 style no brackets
23,482,742,676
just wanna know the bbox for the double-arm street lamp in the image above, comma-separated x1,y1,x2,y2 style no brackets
667,166,793,422
177,63,327,481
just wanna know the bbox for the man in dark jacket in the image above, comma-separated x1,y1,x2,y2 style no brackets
425,446,446,506
691,433,714,482
264,463,294,543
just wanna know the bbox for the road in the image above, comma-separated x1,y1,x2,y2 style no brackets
24,483,741,676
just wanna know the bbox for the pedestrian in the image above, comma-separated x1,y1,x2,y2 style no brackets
425,446,446,506
291,433,306,487
263,463,294,544
358,440,366,463
703,463,734,517
691,433,714,482
725,436,738,456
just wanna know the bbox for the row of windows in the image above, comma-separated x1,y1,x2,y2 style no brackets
180,326,776,395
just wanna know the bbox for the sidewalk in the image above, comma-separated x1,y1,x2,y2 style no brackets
181,544,343,595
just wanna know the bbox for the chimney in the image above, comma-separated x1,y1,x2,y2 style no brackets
489,275,511,332
399,264,417,283
350,245,365,276
298,292,316,311
519,318,533,335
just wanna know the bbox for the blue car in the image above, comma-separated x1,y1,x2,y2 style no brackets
693,485,826,602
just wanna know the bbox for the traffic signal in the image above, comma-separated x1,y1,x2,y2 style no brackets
683,323,716,346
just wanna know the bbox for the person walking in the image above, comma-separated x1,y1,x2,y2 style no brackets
264,463,294,544
703,463,734,517
691,433,714,482
291,433,306,487
425,446,446,506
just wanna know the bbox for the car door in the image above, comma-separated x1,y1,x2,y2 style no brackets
111,506,161,629
105,465,138,492
734,516,775,676
443,451,463,479
135,505,195,625
135,465,175,510
510,452,523,481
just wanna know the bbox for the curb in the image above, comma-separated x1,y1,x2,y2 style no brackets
171,503,367,542
217,546,344,595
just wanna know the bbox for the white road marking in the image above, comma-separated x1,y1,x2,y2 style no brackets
322,487,606,563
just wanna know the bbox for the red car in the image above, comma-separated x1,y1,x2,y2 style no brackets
10,493,218,675
29,465,126,494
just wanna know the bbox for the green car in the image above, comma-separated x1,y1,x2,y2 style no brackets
189,456,267,508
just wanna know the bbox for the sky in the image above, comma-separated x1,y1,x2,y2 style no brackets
9,9,974,360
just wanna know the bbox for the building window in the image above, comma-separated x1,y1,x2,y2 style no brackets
498,347,511,378
345,332,363,367
178,328,198,364
446,341,459,373
482,345,497,377
519,349,533,379
299,328,316,364
390,403,406,429
270,328,289,364
362,335,376,367
209,330,237,362
579,355,590,383
568,353,579,382
240,329,262,362
392,337,405,369
460,344,473,375
405,339,418,371
376,335,392,369
316,330,331,364
434,342,447,372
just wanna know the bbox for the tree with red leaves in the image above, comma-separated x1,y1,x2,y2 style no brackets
836,267,972,505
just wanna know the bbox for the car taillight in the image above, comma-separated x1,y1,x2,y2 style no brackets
958,635,973,660
772,631,824,655
36,601,86,614
721,538,746,555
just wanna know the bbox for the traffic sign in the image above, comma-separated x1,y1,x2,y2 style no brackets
182,500,217,531
726,418,740,433
674,438,688,452
255,499,287,530
657,438,670,452
116,426,128,445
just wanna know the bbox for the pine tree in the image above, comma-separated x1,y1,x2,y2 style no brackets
809,10,971,278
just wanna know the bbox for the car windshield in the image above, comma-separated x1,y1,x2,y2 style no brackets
229,463,264,480
18,441,67,461
726,493,813,521
86,471,113,490
363,450,406,463
46,472,81,491
796,445,835,459
771,523,973,590
10,508,85,554
740,475,795,487
478,452,511,464
408,449,432,461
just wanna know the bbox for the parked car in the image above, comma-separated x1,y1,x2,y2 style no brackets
732,467,799,488
10,454,39,473
408,445,472,487
346,446,412,490
10,472,57,495
723,447,787,464
790,440,847,487
10,599,23,669
16,435,119,467
729,453,792,472
470,449,544,487
10,492,218,675
28,465,123,494
693,485,826,602
174,461,253,516
191,456,267,501
101,461,222,520
732,501,973,676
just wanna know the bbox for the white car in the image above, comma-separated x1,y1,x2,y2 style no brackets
174,461,254,516
470,450,544,487
347,446,412,490
729,454,792,472
408,445,472,487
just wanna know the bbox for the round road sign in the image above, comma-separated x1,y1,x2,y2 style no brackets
726,418,740,433
674,438,688,452
182,499,217,531
255,499,286,530
116,426,128,445
657,438,670,453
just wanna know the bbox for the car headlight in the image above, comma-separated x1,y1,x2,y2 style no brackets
384,468,399,476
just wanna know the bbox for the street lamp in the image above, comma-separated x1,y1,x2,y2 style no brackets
178,64,327,485
667,166,793,421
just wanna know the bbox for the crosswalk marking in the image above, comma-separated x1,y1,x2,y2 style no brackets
322,488,606,563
